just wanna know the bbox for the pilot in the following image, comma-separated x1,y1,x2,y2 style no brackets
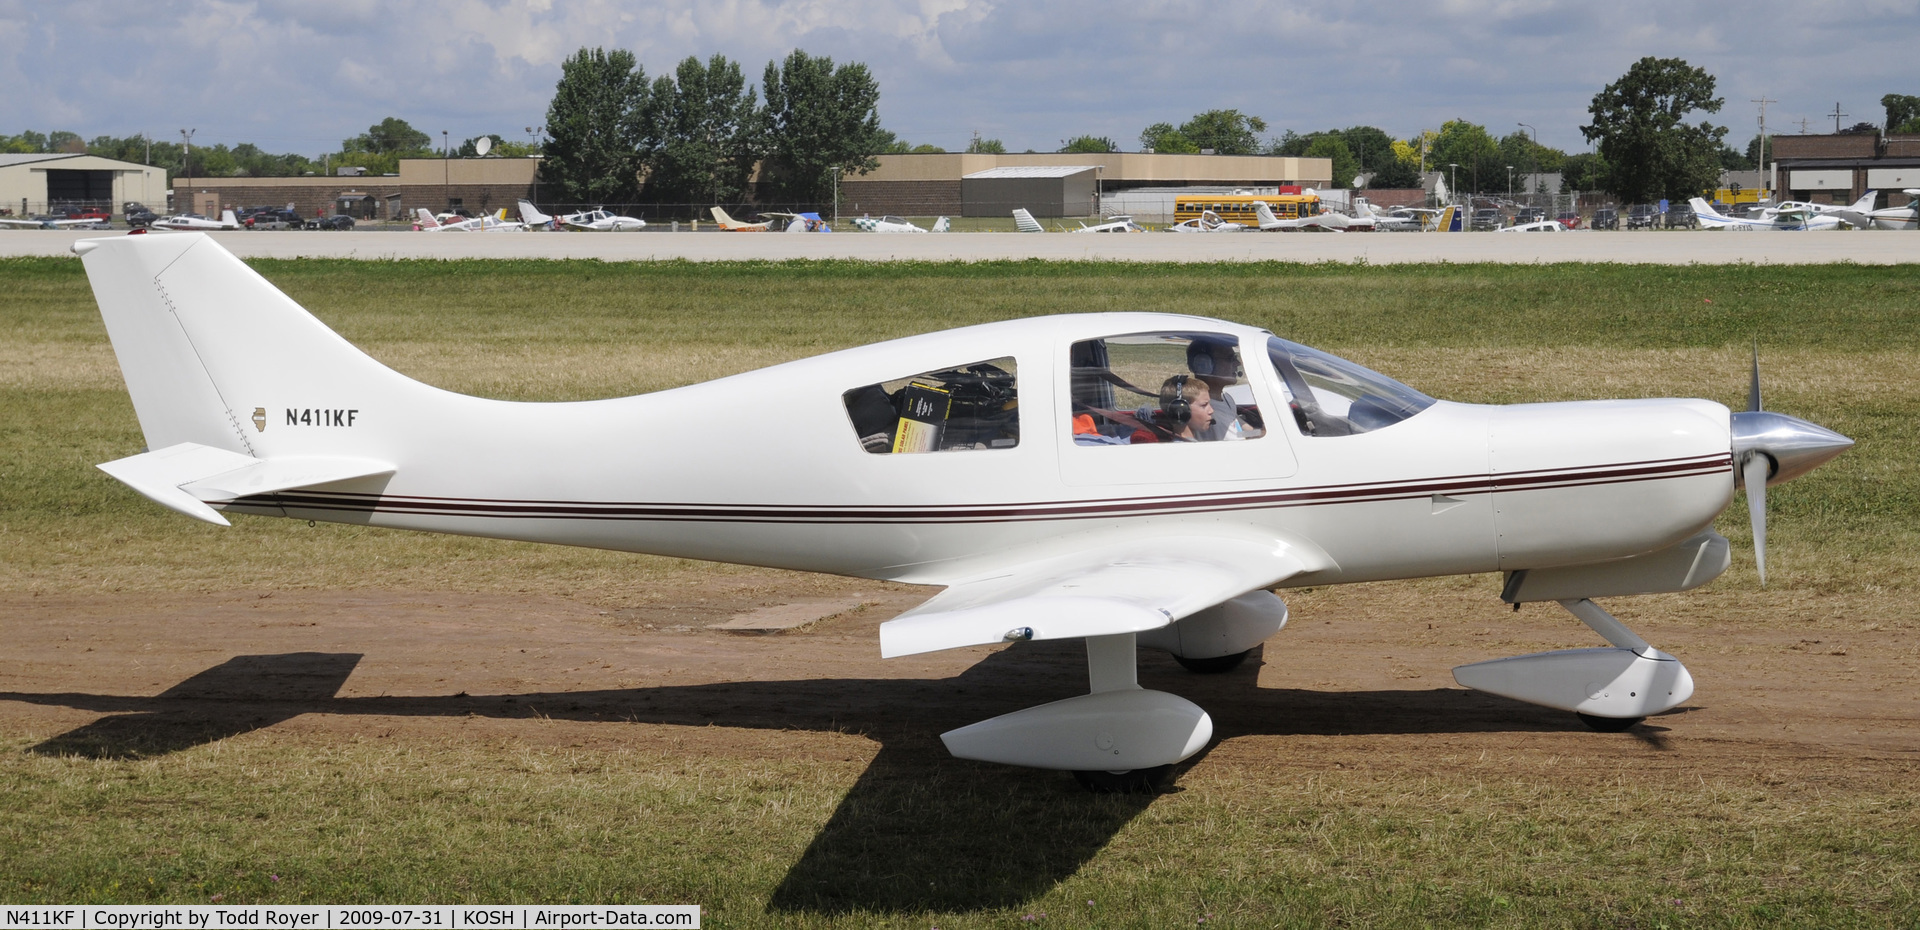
1186,338,1255,441
1131,375,1214,443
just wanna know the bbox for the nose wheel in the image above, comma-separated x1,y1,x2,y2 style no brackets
1577,712,1644,732
1072,764,1176,793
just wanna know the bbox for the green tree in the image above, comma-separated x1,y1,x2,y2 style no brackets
1060,135,1115,153
343,117,432,156
1138,122,1197,153
1580,57,1728,203
1337,126,1396,173
1429,119,1500,192
1743,133,1773,171
648,54,763,206
1882,94,1920,132
1305,135,1359,188
542,48,652,205
1177,109,1266,154
1561,152,1610,192
965,134,1006,154
1366,157,1422,189
761,49,885,205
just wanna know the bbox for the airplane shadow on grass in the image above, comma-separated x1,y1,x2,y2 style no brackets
2,640,1652,915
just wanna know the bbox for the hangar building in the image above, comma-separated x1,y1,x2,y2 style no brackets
173,157,542,220
1771,132,1920,207
840,153,1333,218
0,153,170,216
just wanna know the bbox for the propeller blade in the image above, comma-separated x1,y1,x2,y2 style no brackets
1748,342,1763,413
1743,454,1770,584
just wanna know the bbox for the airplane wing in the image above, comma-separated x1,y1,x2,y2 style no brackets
879,533,1318,658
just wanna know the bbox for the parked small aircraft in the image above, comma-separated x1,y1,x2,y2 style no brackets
761,212,833,233
1252,200,1349,232
1497,219,1572,233
563,209,646,232
1815,189,1920,230
1073,215,1147,233
709,207,771,231
1769,190,1878,228
151,210,242,231
1688,198,1845,231
414,208,526,232
1166,210,1248,233
0,214,110,229
852,215,948,233
74,232,1852,790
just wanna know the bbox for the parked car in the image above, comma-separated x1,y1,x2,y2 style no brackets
245,208,302,230
1590,206,1619,230
1626,204,1657,229
1471,208,1501,230
1555,211,1582,229
311,214,356,230
1663,204,1697,228
125,208,159,228
1515,207,1547,225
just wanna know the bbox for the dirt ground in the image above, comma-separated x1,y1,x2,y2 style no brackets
3,578,1916,780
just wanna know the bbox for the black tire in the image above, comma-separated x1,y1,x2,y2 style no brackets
1172,649,1251,674
1072,764,1174,794
1577,712,1643,733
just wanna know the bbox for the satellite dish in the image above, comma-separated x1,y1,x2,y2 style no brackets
1352,174,1367,189
475,136,492,156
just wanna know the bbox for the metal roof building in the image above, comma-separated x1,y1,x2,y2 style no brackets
0,153,169,217
961,165,1100,217
840,152,1333,218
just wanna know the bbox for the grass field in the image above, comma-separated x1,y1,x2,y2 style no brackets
3,255,1919,927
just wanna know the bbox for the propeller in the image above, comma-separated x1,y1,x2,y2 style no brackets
1730,346,1853,584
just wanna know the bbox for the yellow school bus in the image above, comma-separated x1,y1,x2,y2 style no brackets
1174,193,1325,225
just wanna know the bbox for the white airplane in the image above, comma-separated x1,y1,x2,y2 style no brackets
1496,219,1572,233
520,200,643,231
852,215,947,233
709,207,771,232
151,210,242,232
0,214,110,229
762,212,832,233
73,232,1852,790
1166,210,1248,233
1252,200,1350,232
1805,189,1920,230
1688,198,1845,231
1768,190,1878,228
414,208,525,233
562,209,646,232
1073,215,1147,233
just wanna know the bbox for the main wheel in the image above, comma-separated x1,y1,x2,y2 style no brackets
1072,764,1175,794
1173,649,1251,674
1577,712,1644,733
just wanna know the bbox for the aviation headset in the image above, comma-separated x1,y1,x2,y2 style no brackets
1160,375,1192,423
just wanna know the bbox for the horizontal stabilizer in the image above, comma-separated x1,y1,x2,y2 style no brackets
99,442,394,526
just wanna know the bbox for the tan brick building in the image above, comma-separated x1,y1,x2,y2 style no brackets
173,157,542,220
839,152,1333,218
1771,133,1920,207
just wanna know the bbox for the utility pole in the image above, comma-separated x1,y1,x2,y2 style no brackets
1830,102,1848,133
1752,96,1776,197
442,130,450,213
180,129,194,215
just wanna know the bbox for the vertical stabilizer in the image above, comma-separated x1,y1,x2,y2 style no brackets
1011,208,1044,233
75,234,441,458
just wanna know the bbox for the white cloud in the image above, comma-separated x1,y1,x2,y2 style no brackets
1,0,1915,155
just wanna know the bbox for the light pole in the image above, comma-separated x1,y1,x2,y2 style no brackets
830,166,841,227
441,130,450,213
1447,163,1459,207
1507,165,1514,201
1517,122,1537,201
180,129,195,215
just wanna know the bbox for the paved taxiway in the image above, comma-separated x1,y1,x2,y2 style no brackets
6,228,1917,263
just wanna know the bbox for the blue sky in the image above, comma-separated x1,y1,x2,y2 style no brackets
4,0,1915,157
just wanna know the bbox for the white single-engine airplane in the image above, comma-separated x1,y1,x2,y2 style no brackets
517,201,646,232
1072,215,1147,233
74,233,1852,790
852,215,948,233
1165,210,1248,233
151,210,242,231
1688,198,1846,231
414,208,526,233
1252,200,1350,232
